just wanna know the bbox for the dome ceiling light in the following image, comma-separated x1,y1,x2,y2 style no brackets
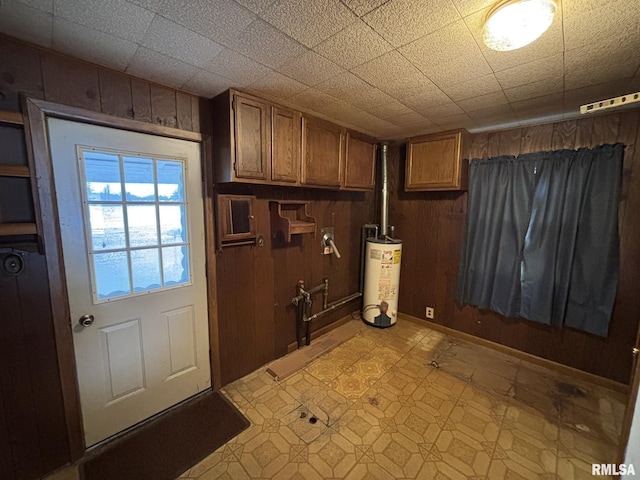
482,0,557,52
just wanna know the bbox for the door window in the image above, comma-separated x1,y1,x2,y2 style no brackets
80,148,191,303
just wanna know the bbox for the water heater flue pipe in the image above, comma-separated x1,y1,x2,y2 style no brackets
380,142,390,238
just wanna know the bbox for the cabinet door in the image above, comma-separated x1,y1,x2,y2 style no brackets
344,132,376,190
301,117,344,188
406,130,466,190
233,95,269,180
271,106,301,183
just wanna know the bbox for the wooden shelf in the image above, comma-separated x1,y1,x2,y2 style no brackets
0,165,30,177
0,223,37,236
0,110,24,126
270,201,316,243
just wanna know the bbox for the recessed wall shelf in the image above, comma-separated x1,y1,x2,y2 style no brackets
269,201,316,243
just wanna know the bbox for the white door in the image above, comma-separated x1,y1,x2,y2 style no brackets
47,118,211,447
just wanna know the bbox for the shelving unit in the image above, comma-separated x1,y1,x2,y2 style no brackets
0,109,40,246
269,201,316,243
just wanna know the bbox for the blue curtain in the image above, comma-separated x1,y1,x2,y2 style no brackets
455,143,624,336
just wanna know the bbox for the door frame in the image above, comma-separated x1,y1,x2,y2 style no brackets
22,97,221,461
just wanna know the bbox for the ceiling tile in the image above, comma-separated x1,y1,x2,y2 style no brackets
504,76,564,103
234,0,279,15
287,87,349,116
128,0,164,11
351,50,437,99
277,50,346,87
55,0,154,43
260,0,358,48
466,103,515,122
511,92,564,118
450,0,493,17
182,69,234,97
0,1,52,47
366,100,415,118
386,111,429,126
315,71,394,110
206,49,272,86
363,0,460,48
440,74,502,101
159,0,256,45
433,112,478,130
561,0,618,18
341,0,389,17
126,47,200,89
244,71,308,101
18,0,52,13
401,89,454,113
421,101,464,120
565,57,639,91
495,53,564,90
141,16,225,70
457,90,509,112
421,55,493,87
399,20,478,69
313,20,393,70
53,18,138,71
225,19,307,69
563,0,640,52
401,122,441,137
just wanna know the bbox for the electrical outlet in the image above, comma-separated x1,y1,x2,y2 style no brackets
426,307,435,319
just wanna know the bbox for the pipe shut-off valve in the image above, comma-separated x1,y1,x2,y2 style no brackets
322,232,341,258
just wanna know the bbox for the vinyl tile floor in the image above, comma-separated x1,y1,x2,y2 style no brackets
178,318,628,480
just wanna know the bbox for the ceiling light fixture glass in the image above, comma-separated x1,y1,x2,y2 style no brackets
482,0,557,52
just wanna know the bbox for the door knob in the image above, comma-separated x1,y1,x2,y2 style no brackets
633,347,639,356
78,314,95,327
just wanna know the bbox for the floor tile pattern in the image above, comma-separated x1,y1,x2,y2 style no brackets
179,319,627,480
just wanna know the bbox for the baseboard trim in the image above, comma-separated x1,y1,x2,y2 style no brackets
400,313,629,394
286,313,356,354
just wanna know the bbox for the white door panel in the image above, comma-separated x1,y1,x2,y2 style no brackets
47,118,210,447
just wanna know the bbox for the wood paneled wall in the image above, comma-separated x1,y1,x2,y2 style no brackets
215,184,375,385
389,111,640,384
0,35,210,479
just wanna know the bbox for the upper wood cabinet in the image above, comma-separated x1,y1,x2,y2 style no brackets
344,131,376,190
301,116,344,188
212,90,270,183
271,105,301,184
212,89,375,190
405,129,469,191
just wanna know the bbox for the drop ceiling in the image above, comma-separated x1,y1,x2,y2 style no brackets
1,0,639,139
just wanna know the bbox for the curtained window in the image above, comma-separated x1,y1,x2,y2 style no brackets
455,143,624,337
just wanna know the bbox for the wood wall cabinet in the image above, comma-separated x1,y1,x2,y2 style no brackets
344,131,376,190
271,105,301,184
213,90,270,183
213,89,376,191
301,116,344,188
405,129,469,191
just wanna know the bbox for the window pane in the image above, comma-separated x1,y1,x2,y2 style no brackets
89,205,126,250
83,152,122,201
94,251,130,299
160,205,186,244
124,157,155,201
157,160,185,202
131,248,162,292
162,246,190,285
127,205,158,247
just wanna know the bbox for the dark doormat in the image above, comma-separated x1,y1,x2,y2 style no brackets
81,390,249,480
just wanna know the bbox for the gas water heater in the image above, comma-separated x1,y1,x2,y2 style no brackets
362,142,402,328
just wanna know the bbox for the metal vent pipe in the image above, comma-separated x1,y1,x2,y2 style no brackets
379,142,389,238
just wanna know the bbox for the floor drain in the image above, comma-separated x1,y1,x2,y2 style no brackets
309,416,317,424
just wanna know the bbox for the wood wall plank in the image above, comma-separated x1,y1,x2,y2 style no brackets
521,124,554,153
98,69,133,119
131,78,152,123
150,85,177,128
41,52,100,112
176,92,193,131
617,110,640,238
498,128,522,155
552,119,577,150
0,37,43,111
